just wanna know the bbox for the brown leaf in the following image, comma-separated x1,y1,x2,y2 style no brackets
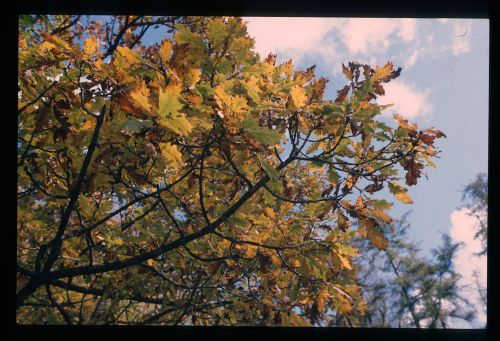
264,53,277,66
342,63,353,81
311,77,328,100
419,133,436,145
374,84,385,96
116,93,149,119
321,184,334,197
364,182,383,194
405,170,418,186
335,85,350,104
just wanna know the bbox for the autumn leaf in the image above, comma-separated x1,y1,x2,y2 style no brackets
389,182,414,204
335,85,350,104
116,45,140,64
337,209,350,232
257,155,280,181
130,80,153,114
83,36,99,57
342,63,353,81
159,142,183,167
370,209,393,224
243,75,261,104
242,116,281,146
158,84,192,136
289,84,308,110
183,68,201,89
17,16,446,326
159,39,172,65
372,62,393,82
366,221,388,251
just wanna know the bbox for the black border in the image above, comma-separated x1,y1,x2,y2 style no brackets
12,1,496,340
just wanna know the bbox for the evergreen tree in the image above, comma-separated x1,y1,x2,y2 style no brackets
462,172,487,256
353,213,475,328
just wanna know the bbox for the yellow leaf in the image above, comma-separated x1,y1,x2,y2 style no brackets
263,207,276,219
214,84,248,114
367,225,388,251
331,249,352,270
160,142,183,167
290,85,308,109
395,191,414,204
271,254,281,266
370,209,393,224
290,312,310,326
159,39,172,65
339,254,353,270
325,231,338,243
183,68,201,89
130,80,152,114
372,62,393,82
316,288,328,312
83,36,99,57
262,298,274,307
80,119,95,131
147,259,155,267
393,114,418,133
159,115,193,137
358,219,367,238
356,196,364,209
345,175,356,190
389,181,414,204
116,46,139,64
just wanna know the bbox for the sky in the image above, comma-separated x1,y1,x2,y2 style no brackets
134,16,489,328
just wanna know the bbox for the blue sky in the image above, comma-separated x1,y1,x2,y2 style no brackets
129,17,489,327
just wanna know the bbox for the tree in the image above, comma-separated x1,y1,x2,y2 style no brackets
462,172,487,256
352,213,475,328
460,172,488,326
17,15,446,325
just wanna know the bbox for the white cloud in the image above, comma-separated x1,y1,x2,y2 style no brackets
378,80,432,119
244,17,335,62
449,208,487,327
332,18,416,55
244,17,417,65
245,18,474,72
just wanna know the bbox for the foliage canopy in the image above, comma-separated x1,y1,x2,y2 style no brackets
17,15,446,325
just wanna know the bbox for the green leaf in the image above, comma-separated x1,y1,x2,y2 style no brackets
336,243,360,257
121,119,153,134
257,155,279,180
365,199,393,210
389,182,414,204
159,85,183,117
242,116,281,146
158,85,192,136
243,76,261,104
